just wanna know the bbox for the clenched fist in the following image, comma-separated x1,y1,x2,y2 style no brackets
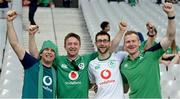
163,2,175,17
146,21,156,36
119,21,128,33
28,25,39,35
7,10,17,22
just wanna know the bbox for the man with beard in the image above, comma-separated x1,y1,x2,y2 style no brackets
121,2,176,98
88,22,128,99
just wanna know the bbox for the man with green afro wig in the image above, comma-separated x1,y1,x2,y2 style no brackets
7,10,58,98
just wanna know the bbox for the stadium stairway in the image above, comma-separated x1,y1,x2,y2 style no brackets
0,0,24,98
23,7,95,55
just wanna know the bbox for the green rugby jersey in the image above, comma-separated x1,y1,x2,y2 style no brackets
139,40,157,52
121,43,164,98
54,52,97,98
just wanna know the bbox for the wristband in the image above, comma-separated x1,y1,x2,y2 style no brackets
168,16,175,20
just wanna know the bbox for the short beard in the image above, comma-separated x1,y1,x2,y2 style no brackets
98,48,109,54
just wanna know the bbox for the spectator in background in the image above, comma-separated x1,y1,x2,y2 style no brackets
23,0,30,6
117,0,125,2
165,0,178,4
0,0,11,19
100,21,110,33
139,21,158,52
108,0,125,2
137,32,144,43
161,40,180,65
63,0,71,8
38,0,54,7
128,0,136,6
156,0,162,5
29,0,38,25
28,0,54,25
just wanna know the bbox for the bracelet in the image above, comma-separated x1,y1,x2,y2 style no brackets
168,16,175,20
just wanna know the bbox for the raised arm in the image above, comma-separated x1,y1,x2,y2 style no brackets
110,21,127,52
144,21,157,50
28,25,39,58
160,3,176,50
7,10,25,60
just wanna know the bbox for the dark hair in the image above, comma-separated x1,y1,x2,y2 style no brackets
95,31,110,41
100,21,109,30
64,33,81,46
137,32,145,43
165,0,173,3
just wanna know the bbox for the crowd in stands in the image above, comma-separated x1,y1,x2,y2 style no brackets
107,0,180,6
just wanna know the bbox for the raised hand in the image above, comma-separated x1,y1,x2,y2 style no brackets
163,2,175,17
28,25,39,36
119,21,127,33
7,10,17,22
146,21,156,36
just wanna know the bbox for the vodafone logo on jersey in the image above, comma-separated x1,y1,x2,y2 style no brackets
69,71,79,80
43,76,52,86
100,69,111,79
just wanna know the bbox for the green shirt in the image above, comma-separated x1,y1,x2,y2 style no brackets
121,45,164,98
23,63,54,98
54,52,97,98
39,0,51,3
139,40,157,52
21,52,56,98
166,46,180,54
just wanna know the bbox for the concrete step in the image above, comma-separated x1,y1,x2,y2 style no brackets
23,7,95,55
